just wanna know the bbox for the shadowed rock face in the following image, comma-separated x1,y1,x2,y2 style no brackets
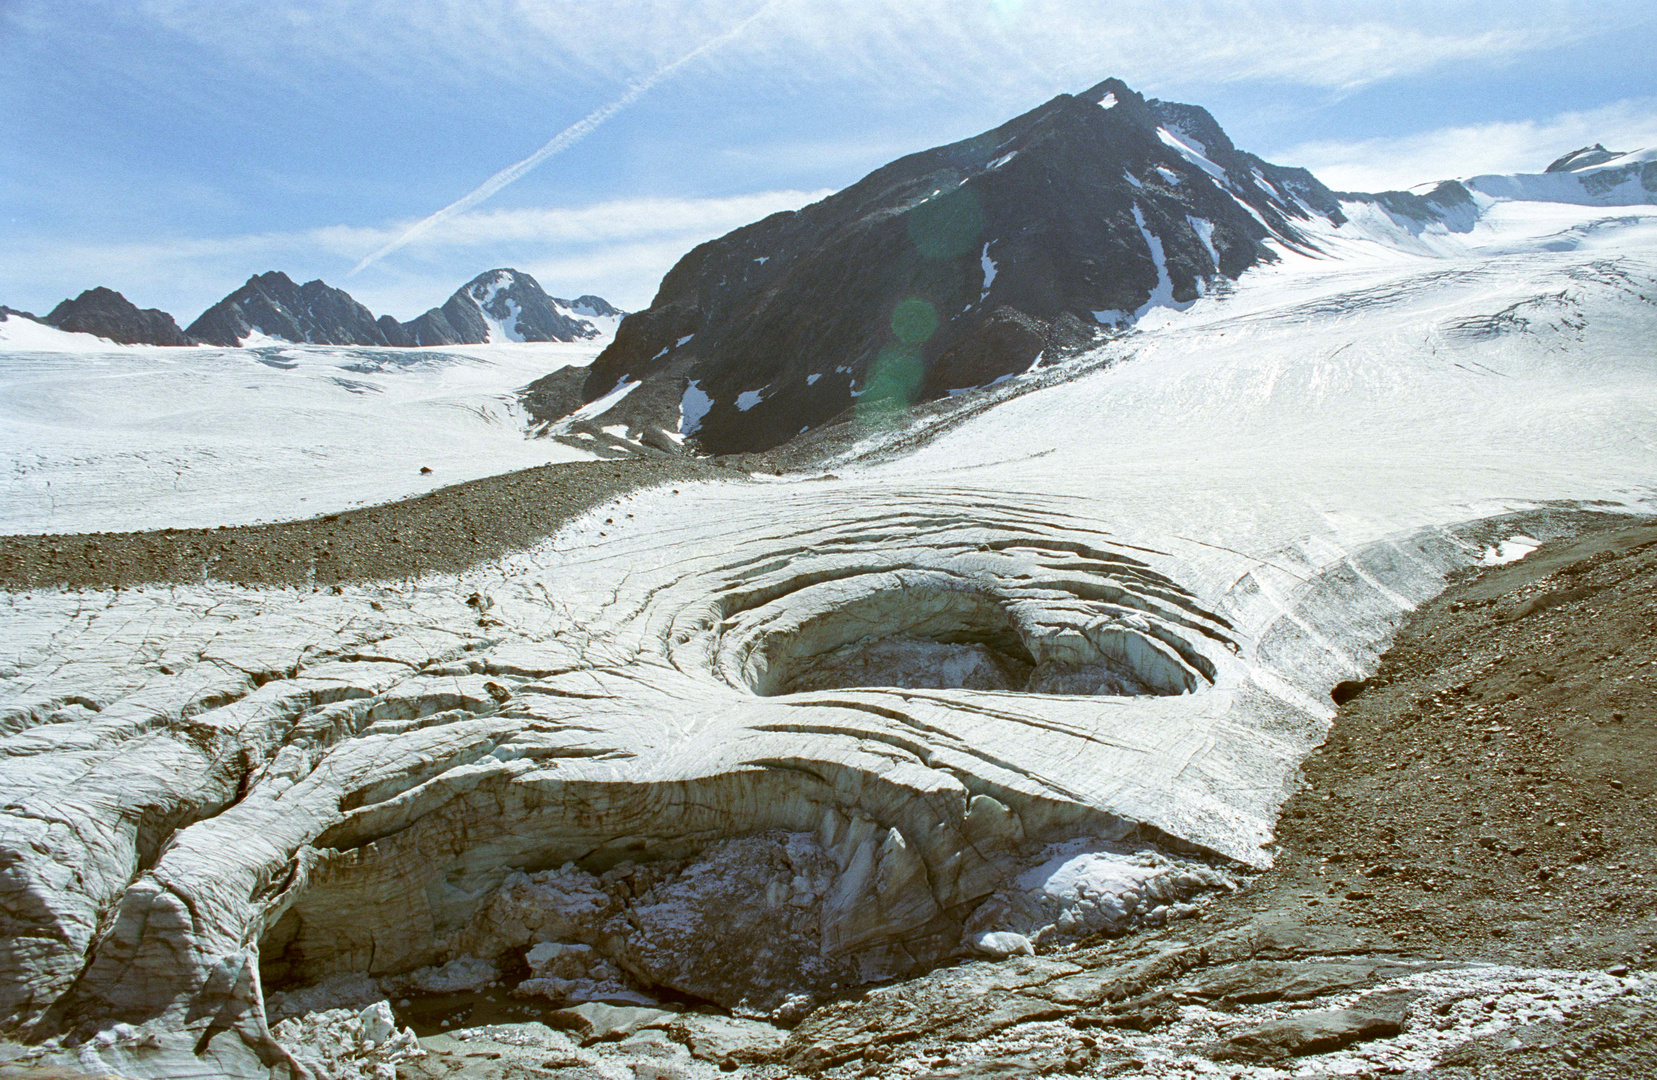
43,288,194,346
187,271,392,347
579,77,1348,454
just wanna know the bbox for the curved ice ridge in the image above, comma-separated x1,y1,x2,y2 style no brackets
700,524,1234,697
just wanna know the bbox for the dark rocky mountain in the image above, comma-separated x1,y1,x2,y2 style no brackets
390,269,606,346
567,294,623,318
186,271,392,347
1546,144,1620,173
179,268,618,348
44,287,194,346
579,77,1351,454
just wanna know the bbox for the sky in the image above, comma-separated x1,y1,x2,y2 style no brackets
3,1,1655,325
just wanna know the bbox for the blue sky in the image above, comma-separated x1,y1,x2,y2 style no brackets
3,1,1655,324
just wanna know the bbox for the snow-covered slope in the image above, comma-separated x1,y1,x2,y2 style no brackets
0,339,610,533
0,310,125,352
2,201,1654,1076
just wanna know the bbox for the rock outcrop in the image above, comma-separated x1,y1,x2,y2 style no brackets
1547,143,1623,173
577,76,1348,453
567,294,623,319
43,287,194,346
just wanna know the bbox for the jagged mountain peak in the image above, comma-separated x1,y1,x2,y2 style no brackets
461,266,535,290
175,267,622,349
185,271,385,347
421,267,610,345
1077,76,1144,111
45,287,192,347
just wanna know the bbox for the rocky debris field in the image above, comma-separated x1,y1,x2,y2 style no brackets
1266,521,1657,972
370,520,1657,1079
0,457,735,590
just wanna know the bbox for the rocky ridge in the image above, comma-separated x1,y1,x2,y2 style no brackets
4,272,621,349
188,270,392,347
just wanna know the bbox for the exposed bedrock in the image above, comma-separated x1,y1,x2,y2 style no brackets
0,487,1612,1075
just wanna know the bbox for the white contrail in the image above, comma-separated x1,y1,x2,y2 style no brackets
348,3,776,276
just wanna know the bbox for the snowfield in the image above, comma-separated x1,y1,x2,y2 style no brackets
0,336,607,533
2,199,1655,1076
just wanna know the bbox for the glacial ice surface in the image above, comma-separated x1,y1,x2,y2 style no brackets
0,338,608,533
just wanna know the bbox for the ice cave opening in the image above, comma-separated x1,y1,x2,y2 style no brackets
740,582,1198,697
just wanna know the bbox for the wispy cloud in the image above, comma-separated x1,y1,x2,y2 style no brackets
318,190,834,254
347,1,780,275
125,0,1610,103
1,189,833,320
1277,98,1657,192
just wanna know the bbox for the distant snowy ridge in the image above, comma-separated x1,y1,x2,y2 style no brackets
3,271,624,350
188,268,624,349
1322,146,1656,257
1464,144,1657,207
399,269,618,347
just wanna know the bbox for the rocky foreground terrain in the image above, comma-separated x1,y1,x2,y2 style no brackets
0,458,733,591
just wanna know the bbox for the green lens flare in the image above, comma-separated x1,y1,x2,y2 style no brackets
907,186,983,260
890,297,939,346
857,344,925,422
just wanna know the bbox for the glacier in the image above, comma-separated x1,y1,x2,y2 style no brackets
0,339,610,534
1,200,1655,1075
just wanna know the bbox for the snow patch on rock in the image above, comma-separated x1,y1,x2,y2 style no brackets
680,380,714,435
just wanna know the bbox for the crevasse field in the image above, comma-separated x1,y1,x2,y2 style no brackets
1,196,1655,1076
